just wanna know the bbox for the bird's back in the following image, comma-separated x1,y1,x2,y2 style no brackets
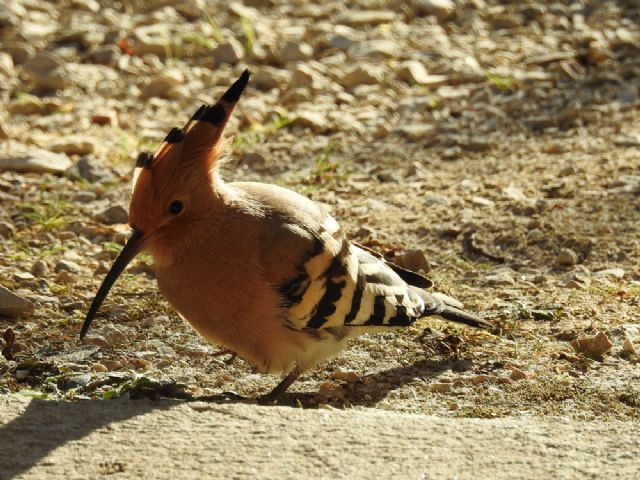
231,182,484,336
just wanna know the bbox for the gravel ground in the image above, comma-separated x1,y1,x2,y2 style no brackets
0,0,639,444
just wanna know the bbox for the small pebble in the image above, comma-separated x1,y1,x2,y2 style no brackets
510,369,528,381
430,382,452,393
571,331,613,359
83,334,110,348
31,259,50,277
90,363,108,373
623,337,636,355
393,249,430,273
556,248,578,266
332,369,361,384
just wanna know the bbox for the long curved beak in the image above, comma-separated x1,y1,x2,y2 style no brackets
80,229,146,339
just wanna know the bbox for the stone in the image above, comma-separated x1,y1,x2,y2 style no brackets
0,148,72,174
7,97,61,115
0,52,14,77
212,38,244,65
72,156,115,183
1,43,34,65
485,271,516,286
541,142,568,154
429,382,452,393
141,70,185,99
342,65,384,88
335,10,397,26
0,115,9,139
13,272,35,283
332,369,361,383
472,196,496,208
0,4,19,28
289,64,321,90
23,52,70,90
593,268,625,279
587,40,612,64
623,338,636,355
0,221,15,238
253,67,290,90
279,41,313,63
91,110,118,127
54,259,82,274
0,285,35,318
563,271,591,290
31,259,50,277
393,250,430,273
571,331,613,359
396,61,431,84
102,325,127,346
49,136,95,156
280,87,312,104
94,205,128,225
133,25,179,57
240,152,266,169
292,111,328,133
394,124,435,142
458,137,491,152
90,363,108,372
442,147,462,160
411,0,455,20
55,270,76,285
348,40,400,59
92,46,120,66
329,31,359,50
555,248,578,267
84,335,109,348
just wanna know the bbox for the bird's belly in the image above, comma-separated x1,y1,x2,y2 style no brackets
154,266,312,373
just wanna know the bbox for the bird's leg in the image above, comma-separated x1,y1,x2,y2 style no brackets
212,349,237,365
258,366,301,405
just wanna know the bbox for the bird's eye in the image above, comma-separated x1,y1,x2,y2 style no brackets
169,200,184,215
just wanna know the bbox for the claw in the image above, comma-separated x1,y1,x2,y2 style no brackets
212,349,237,365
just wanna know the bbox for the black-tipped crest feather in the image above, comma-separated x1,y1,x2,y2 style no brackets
165,127,184,143
191,69,251,125
136,151,154,168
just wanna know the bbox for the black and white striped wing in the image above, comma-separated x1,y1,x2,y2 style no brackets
280,216,432,331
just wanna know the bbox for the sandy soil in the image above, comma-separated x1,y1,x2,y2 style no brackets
2,394,639,480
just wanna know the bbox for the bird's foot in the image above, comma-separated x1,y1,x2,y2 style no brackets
217,390,250,402
212,349,238,365
257,367,301,405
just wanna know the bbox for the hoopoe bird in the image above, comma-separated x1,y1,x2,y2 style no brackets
81,70,492,403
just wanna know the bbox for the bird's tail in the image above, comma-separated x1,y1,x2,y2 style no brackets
418,290,493,330
439,304,493,329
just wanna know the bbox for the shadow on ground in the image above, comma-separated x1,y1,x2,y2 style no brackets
0,397,177,480
0,356,456,478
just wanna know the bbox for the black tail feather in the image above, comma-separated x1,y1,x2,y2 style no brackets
439,305,493,330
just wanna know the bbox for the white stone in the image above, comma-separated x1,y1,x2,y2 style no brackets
0,148,72,173
0,285,34,318
49,136,95,155
335,10,397,26
23,52,69,90
279,41,313,63
212,38,244,65
412,0,455,20
342,65,384,88
396,61,431,84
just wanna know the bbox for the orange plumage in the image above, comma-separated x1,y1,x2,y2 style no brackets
81,70,491,402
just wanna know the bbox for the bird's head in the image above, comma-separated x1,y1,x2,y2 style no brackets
80,69,250,339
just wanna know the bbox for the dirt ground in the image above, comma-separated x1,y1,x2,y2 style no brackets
0,0,639,476
2,395,640,480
